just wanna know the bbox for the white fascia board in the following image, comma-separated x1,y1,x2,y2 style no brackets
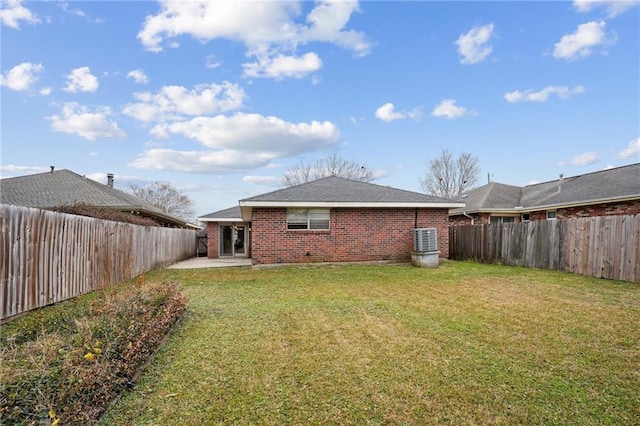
525,195,640,212
449,207,521,215
198,217,243,223
449,195,640,216
239,201,466,209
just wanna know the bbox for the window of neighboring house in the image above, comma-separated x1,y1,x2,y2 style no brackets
490,216,516,224
546,210,557,220
522,213,530,222
287,208,330,230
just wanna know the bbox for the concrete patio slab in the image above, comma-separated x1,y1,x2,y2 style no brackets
168,257,252,269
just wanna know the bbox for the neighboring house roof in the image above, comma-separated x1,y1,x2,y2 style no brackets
199,206,243,222
451,163,640,215
0,169,191,228
239,176,464,221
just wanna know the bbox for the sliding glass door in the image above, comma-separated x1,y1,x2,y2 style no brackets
220,224,248,257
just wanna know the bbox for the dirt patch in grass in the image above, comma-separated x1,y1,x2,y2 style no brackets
103,261,640,425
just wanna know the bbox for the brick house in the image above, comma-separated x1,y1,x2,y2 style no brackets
449,163,640,225
200,176,463,266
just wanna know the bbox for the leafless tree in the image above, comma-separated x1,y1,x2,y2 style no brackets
282,153,375,186
419,149,480,199
129,181,195,220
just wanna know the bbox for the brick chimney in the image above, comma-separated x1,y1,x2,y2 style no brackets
107,173,114,188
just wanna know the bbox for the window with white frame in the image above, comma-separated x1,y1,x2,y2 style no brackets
546,210,557,220
489,216,516,224
287,208,330,230
522,213,530,222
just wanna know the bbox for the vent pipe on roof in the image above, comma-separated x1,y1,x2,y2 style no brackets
50,166,55,173
107,173,114,188
557,173,564,193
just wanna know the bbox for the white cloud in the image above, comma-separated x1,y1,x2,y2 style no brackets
297,0,370,56
0,62,43,91
127,69,148,84
454,23,495,65
570,151,598,166
375,103,404,122
64,67,99,93
49,102,126,141
432,99,468,119
553,21,611,61
243,52,322,80
137,0,370,80
0,164,49,174
129,148,276,173
131,113,340,173
617,137,640,159
375,102,421,122
573,0,639,18
123,82,246,123
39,87,52,96
205,55,221,70
155,113,339,153
60,2,85,17
504,85,586,103
242,175,282,186
0,0,40,29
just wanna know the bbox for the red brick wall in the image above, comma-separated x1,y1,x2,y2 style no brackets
250,207,450,265
526,200,640,221
206,222,219,258
450,200,640,225
556,200,640,219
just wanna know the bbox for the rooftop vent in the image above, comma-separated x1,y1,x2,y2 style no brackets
413,228,437,252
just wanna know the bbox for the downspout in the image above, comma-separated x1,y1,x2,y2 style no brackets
463,211,474,225
414,208,418,228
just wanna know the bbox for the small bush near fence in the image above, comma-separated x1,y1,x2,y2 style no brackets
0,278,186,425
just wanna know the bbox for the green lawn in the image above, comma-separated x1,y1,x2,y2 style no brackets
103,261,640,425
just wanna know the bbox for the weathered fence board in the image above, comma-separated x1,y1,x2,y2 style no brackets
450,214,639,283
1,204,196,321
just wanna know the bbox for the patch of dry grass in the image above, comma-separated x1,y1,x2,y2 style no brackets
103,261,640,425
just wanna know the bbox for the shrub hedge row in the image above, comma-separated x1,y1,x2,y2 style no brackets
0,279,187,425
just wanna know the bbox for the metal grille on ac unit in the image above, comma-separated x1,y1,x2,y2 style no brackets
413,228,437,252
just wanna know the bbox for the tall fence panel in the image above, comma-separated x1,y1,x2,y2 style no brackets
1,204,196,321
450,214,639,283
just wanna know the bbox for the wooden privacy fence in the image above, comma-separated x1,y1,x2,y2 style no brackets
449,214,640,283
1,204,196,321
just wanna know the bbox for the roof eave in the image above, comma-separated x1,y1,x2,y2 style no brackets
199,217,243,223
109,206,187,227
449,207,520,215
449,194,640,216
522,195,640,212
239,201,466,209
240,201,465,222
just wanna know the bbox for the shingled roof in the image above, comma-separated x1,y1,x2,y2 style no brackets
199,206,242,222
451,162,640,215
237,176,464,221
0,169,190,227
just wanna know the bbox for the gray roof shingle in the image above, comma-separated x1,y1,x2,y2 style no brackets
240,176,460,204
454,163,640,212
199,206,242,220
0,169,188,226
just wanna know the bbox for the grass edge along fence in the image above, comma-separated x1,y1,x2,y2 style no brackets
449,214,640,283
1,204,196,322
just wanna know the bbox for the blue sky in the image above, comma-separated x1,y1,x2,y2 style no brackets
1,0,639,219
